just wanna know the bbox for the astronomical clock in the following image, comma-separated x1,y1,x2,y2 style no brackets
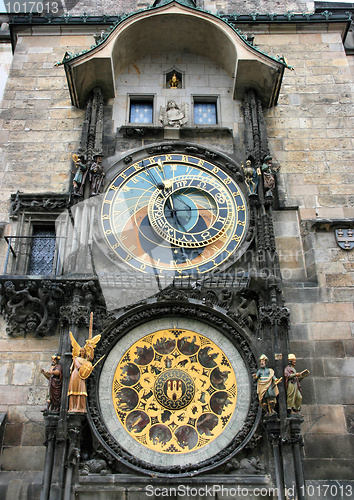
88,144,260,476
101,151,248,275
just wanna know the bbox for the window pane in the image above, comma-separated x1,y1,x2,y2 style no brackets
28,226,56,275
194,102,217,124
130,101,153,123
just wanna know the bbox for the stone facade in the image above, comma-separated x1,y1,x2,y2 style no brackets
0,0,353,498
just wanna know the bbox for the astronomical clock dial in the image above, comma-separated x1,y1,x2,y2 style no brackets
101,153,248,275
96,316,254,471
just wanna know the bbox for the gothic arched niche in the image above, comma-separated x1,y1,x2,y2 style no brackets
62,2,285,108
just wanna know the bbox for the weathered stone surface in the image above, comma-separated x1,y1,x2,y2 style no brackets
11,363,37,386
314,341,346,359
3,423,23,446
304,434,354,459
2,446,45,471
302,404,347,435
22,422,45,447
313,378,354,405
303,459,354,481
0,472,42,500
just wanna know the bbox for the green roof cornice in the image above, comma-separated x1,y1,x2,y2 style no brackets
9,8,352,26
52,2,297,70
153,0,197,7
8,5,351,69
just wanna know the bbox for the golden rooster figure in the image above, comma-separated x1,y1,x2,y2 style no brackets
68,313,101,413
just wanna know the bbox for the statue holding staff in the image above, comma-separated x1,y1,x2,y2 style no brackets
41,354,63,412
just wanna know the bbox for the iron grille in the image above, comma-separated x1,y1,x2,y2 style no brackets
28,227,56,275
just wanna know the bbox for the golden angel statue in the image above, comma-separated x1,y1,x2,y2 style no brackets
68,313,101,413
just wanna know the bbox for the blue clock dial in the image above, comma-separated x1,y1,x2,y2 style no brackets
101,153,248,275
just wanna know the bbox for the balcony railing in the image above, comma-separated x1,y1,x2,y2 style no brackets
3,235,65,277
2,236,251,290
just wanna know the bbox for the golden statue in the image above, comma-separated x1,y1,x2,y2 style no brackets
68,313,101,413
170,73,179,89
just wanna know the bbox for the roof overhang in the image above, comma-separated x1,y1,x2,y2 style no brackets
63,2,286,108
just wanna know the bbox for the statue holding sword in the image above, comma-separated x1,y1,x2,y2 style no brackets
68,312,104,413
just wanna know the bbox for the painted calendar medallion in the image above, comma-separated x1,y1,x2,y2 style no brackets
96,314,255,472
112,329,237,454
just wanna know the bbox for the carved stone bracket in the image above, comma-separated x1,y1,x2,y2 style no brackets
258,305,290,329
0,279,66,337
283,415,304,445
9,191,70,220
43,413,60,447
0,278,106,337
225,456,265,475
263,413,281,446
66,414,87,468
59,280,106,328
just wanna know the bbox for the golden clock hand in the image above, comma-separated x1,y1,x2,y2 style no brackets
157,159,166,180
143,160,160,188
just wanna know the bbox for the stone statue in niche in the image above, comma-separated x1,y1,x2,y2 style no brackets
159,100,188,128
241,158,260,194
261,155,280,195
41,354,63,412
253,354,281,414
284,353,310,414
72,154,88,197
89,155,105,196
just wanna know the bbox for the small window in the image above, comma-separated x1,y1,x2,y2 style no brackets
28,225,56,275
193,99,217,125
129,97,153,124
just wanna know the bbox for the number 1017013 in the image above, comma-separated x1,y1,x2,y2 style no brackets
5,1,59,13
301,484,352,497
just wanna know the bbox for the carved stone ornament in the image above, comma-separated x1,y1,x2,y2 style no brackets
0,279,106,337
86,302,261,477
225,456,265,475
159,100,188,128
9,192,69,220
154,283,259,333
80,457,109,476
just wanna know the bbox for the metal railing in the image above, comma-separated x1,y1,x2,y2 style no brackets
3,235,65,277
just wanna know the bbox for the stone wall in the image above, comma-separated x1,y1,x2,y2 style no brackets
261,28,354,479
0,320,59,472
0,32,91,222
0,0,352,487
67,0,315,16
